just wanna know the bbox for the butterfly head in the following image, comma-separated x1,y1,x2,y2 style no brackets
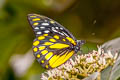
74,40,85,52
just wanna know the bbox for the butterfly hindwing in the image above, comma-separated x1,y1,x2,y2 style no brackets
28,14,77,69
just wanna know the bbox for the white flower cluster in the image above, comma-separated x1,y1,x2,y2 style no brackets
41,46,118,80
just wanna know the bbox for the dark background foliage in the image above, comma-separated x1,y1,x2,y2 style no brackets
0,0,120,80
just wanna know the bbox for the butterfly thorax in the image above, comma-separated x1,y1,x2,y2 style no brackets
74,40,85,53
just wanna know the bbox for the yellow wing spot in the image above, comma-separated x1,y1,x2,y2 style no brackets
33,47,38,52
51,53,66,68
41,50,48,55
45,65,49,68
41,60,44,63
30,16,36,17
51,51,74,68
43,42,53,45
43,34,48,36
38,36,45,40
39,46,45,50
50,20,55,24
33,23,39,26
36,54,40,58
62,39,66,41
62,51,74,63
49,55,60,66
54,35,59,39
49,39,56,42
66,37,76,45
45,52,53,60
33,41,40,46
49,43,69,49
32,18,40,21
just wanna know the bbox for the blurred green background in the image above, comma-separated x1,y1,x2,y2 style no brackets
0,0,120,80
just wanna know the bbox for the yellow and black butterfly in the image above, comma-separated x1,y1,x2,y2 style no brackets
27,14,84,69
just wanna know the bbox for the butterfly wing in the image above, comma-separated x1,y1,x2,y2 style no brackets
28,14,77,69
28,14,76,40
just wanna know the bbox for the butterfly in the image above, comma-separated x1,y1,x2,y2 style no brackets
27,14,84,69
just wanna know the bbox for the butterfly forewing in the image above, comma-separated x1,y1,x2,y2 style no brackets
28,14,77,69
28,14,76,39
